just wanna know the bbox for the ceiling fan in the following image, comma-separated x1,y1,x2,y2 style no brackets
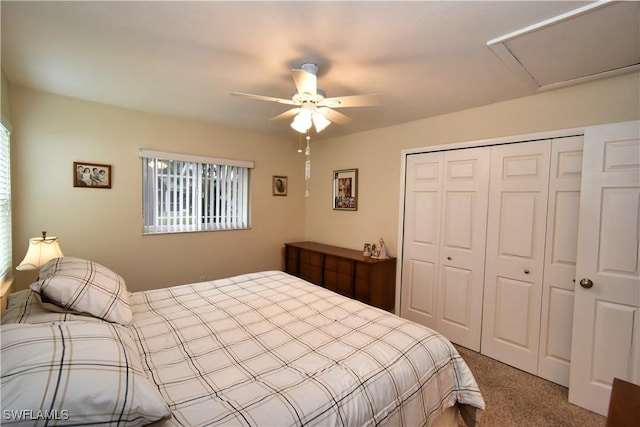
231,63,382,134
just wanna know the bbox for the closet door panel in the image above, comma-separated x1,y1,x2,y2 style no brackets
441,265,473,328
538,136,583,387
401,153,443,328
437,148,489,351
444,192,474,249
406,260,437,316
494,276,536,347
542,287,575,368
482,141,551,374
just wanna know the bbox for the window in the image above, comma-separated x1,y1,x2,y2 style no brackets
0,124,11,281
141,150,253,234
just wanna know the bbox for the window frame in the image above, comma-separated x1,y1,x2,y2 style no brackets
0,124,12,282
140,149,254,235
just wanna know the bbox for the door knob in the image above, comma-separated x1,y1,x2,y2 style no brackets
579,278,594,289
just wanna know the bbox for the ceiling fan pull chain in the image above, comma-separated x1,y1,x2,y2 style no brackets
304,134,311,197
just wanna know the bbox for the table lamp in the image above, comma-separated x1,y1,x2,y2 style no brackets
16,231,64,271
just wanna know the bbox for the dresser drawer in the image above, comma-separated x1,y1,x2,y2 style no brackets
354,263,371,303
300,249,323,267
285,246,299,275
299,249,324,286
324,256,354,297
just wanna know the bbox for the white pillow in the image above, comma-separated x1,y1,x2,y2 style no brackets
1,289,102,325
30,257,133,326
1,321,171,426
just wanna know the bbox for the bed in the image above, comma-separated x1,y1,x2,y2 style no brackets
1,257,484,426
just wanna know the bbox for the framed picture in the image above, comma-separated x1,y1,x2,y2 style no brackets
73,162,112,188
333,168,358,210
272,175,287,196
363,243,372,256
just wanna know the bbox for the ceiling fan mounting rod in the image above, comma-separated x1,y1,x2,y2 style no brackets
300,62,319,75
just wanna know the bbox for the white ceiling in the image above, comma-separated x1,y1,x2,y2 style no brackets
2,1,638,141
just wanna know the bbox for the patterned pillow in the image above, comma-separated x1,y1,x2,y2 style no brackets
30,257,133,326
1,289,103,325
0,321,171,426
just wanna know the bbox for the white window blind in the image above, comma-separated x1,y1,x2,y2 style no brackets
140,150,253,234
0,124,12,281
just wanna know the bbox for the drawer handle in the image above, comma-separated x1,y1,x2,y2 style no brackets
447,256,452,261
524,269,530,274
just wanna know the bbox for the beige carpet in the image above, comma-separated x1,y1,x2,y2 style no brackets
454,345,606,427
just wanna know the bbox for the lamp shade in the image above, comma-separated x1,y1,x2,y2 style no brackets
291,108,312,133
16,235,64,271
312,112,331,133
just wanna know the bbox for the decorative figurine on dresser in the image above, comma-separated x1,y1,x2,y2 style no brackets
371,237,388,259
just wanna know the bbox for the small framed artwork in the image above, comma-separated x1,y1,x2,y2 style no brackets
363,243,372,256
73,162,112,188
333,168,358,210
272,175,288,196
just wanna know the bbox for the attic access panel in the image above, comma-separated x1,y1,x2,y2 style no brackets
488,1,640,91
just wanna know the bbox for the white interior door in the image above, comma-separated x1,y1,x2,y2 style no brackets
569,121,640,416
538,136,583,387
436,147,489,351
401,153,443,329
482,140,551,374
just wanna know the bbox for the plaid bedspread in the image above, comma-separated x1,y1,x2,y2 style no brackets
129,271,484,427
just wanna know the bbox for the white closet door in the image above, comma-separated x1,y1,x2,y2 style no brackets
436,147,490,351
401,153,443,329
538,136,583,387
569,121,640,416
482,141,551,374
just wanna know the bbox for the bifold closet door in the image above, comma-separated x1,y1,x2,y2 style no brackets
401,153,443,330
482,140,551,375
537,136,583,387
435,148,489,351
401,148,489,350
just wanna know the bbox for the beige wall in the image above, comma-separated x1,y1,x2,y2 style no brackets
10,86,306,292
9,72,640,293
304,72,640,257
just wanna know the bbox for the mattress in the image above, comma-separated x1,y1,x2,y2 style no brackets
127,270,485,426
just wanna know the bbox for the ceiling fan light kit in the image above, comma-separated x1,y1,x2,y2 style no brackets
290,103,331,133
290,103,314,133
231,62,381,135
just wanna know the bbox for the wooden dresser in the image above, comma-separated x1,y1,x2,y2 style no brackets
284,241,396,311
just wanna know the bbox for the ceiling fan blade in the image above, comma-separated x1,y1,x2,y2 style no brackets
320,94,382,108
270,108,300,121
319,107,352,125
291,69,317,95
231,92,296,105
